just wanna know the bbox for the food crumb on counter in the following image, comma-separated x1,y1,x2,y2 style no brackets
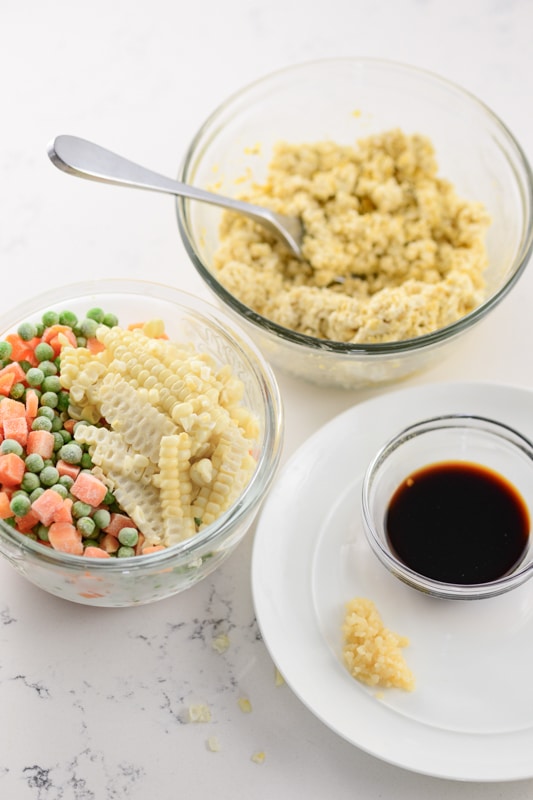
274,667,285,687
212,633,231,654
342,597,415,691
187,703,212,723
206,736,221,752
251,751,266,764
213,129,490,344
238,697,252,713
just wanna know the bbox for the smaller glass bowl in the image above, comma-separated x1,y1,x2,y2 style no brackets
361,415,533,600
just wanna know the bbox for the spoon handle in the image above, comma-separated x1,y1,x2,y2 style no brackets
48,135,250,213
48,135,303,257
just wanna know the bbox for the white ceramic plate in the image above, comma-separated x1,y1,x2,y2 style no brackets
252,382,533,781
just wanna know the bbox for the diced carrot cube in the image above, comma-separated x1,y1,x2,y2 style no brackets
70,472,108,507
86,337,105,354
5,334,34,363
26,429,55,459
2,416,28,447
25,389,39,423
0,361,27,385
0,372,16,397
56,459,81,480
103,512,136,538
42,325,77,357
62,418,77,435
84,546,111,558
0,452,26,487
53,497,73,524
31,488,65,526
141,545,166,554
15,508,40,533
0,398,26,422
48,521,83,555
100,533,120,553
0,491,12,519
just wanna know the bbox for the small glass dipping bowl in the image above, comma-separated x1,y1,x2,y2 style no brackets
361,415,533,599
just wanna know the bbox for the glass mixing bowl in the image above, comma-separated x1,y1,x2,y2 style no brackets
176,58,533,389
0,279,283,606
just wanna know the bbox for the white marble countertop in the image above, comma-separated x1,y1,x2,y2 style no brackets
2,0,533,797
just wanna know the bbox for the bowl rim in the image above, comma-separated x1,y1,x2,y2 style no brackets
0,277,284,572
361,413,533,599
176,56,533,356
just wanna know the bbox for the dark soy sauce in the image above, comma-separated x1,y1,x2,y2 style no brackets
385,461,530,584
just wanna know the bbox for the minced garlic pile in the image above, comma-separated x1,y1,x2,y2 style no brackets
213,129,491,344
342,597,414,691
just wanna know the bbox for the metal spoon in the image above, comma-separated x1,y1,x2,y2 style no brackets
47,135,304,258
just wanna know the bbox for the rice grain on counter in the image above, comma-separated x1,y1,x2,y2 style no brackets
213,129,491,344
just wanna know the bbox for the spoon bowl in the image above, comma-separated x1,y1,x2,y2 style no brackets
47,135,304,258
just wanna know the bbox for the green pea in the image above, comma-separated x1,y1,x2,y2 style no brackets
0,341,12,360
79,318,99,339
26,368,44,388
92,508,110,530
42,310,60,327
36,524,49,542
77,516,96,537
31,416,52,432
118,527,138,547
76,336,87,348
58,475,74,489
40,466,59,487
34,342,54,362
40,391,58,408
80,452,93,469
39,360,58,377
51,415,63,432
50,484,68,498
17,322,37,342
116,546,135,558
82,539,100,549
72,500,92,519
21,472,40,493
59,443,82,464
10,383,25,399
29,487,45,502
86,307,105,324
2,517,16,528
10,494,31,517
56,391,70,412
36,406,54,420
41,375,61,393
1,439,23,456
52,432,64,451
102,312,118,327
34,322,45,338
103,490,116,506
25,453,45,473
59,310,78,327
59,429,72,444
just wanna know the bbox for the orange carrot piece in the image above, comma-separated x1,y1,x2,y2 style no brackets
70,472,108,507
0,491,12,519
48,521,83,555
31,488,65,526
103,512,136,538
42,325,77,356
141,545,166,555
5,334,34,363
15,508,40,533
25,389,39,423
2,416,28,447
53,497,73,524
0,398,26,422
83,546,111,558
0,372,15,397
0,361,27,384
26,429,55,459
55,459,81,480
0,452,26,487
86,337,105,354
100,533,120,554
134,532,146,556
62,418,77,435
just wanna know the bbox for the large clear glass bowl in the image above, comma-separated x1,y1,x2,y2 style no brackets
0,280,283,606
176,58,533,389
